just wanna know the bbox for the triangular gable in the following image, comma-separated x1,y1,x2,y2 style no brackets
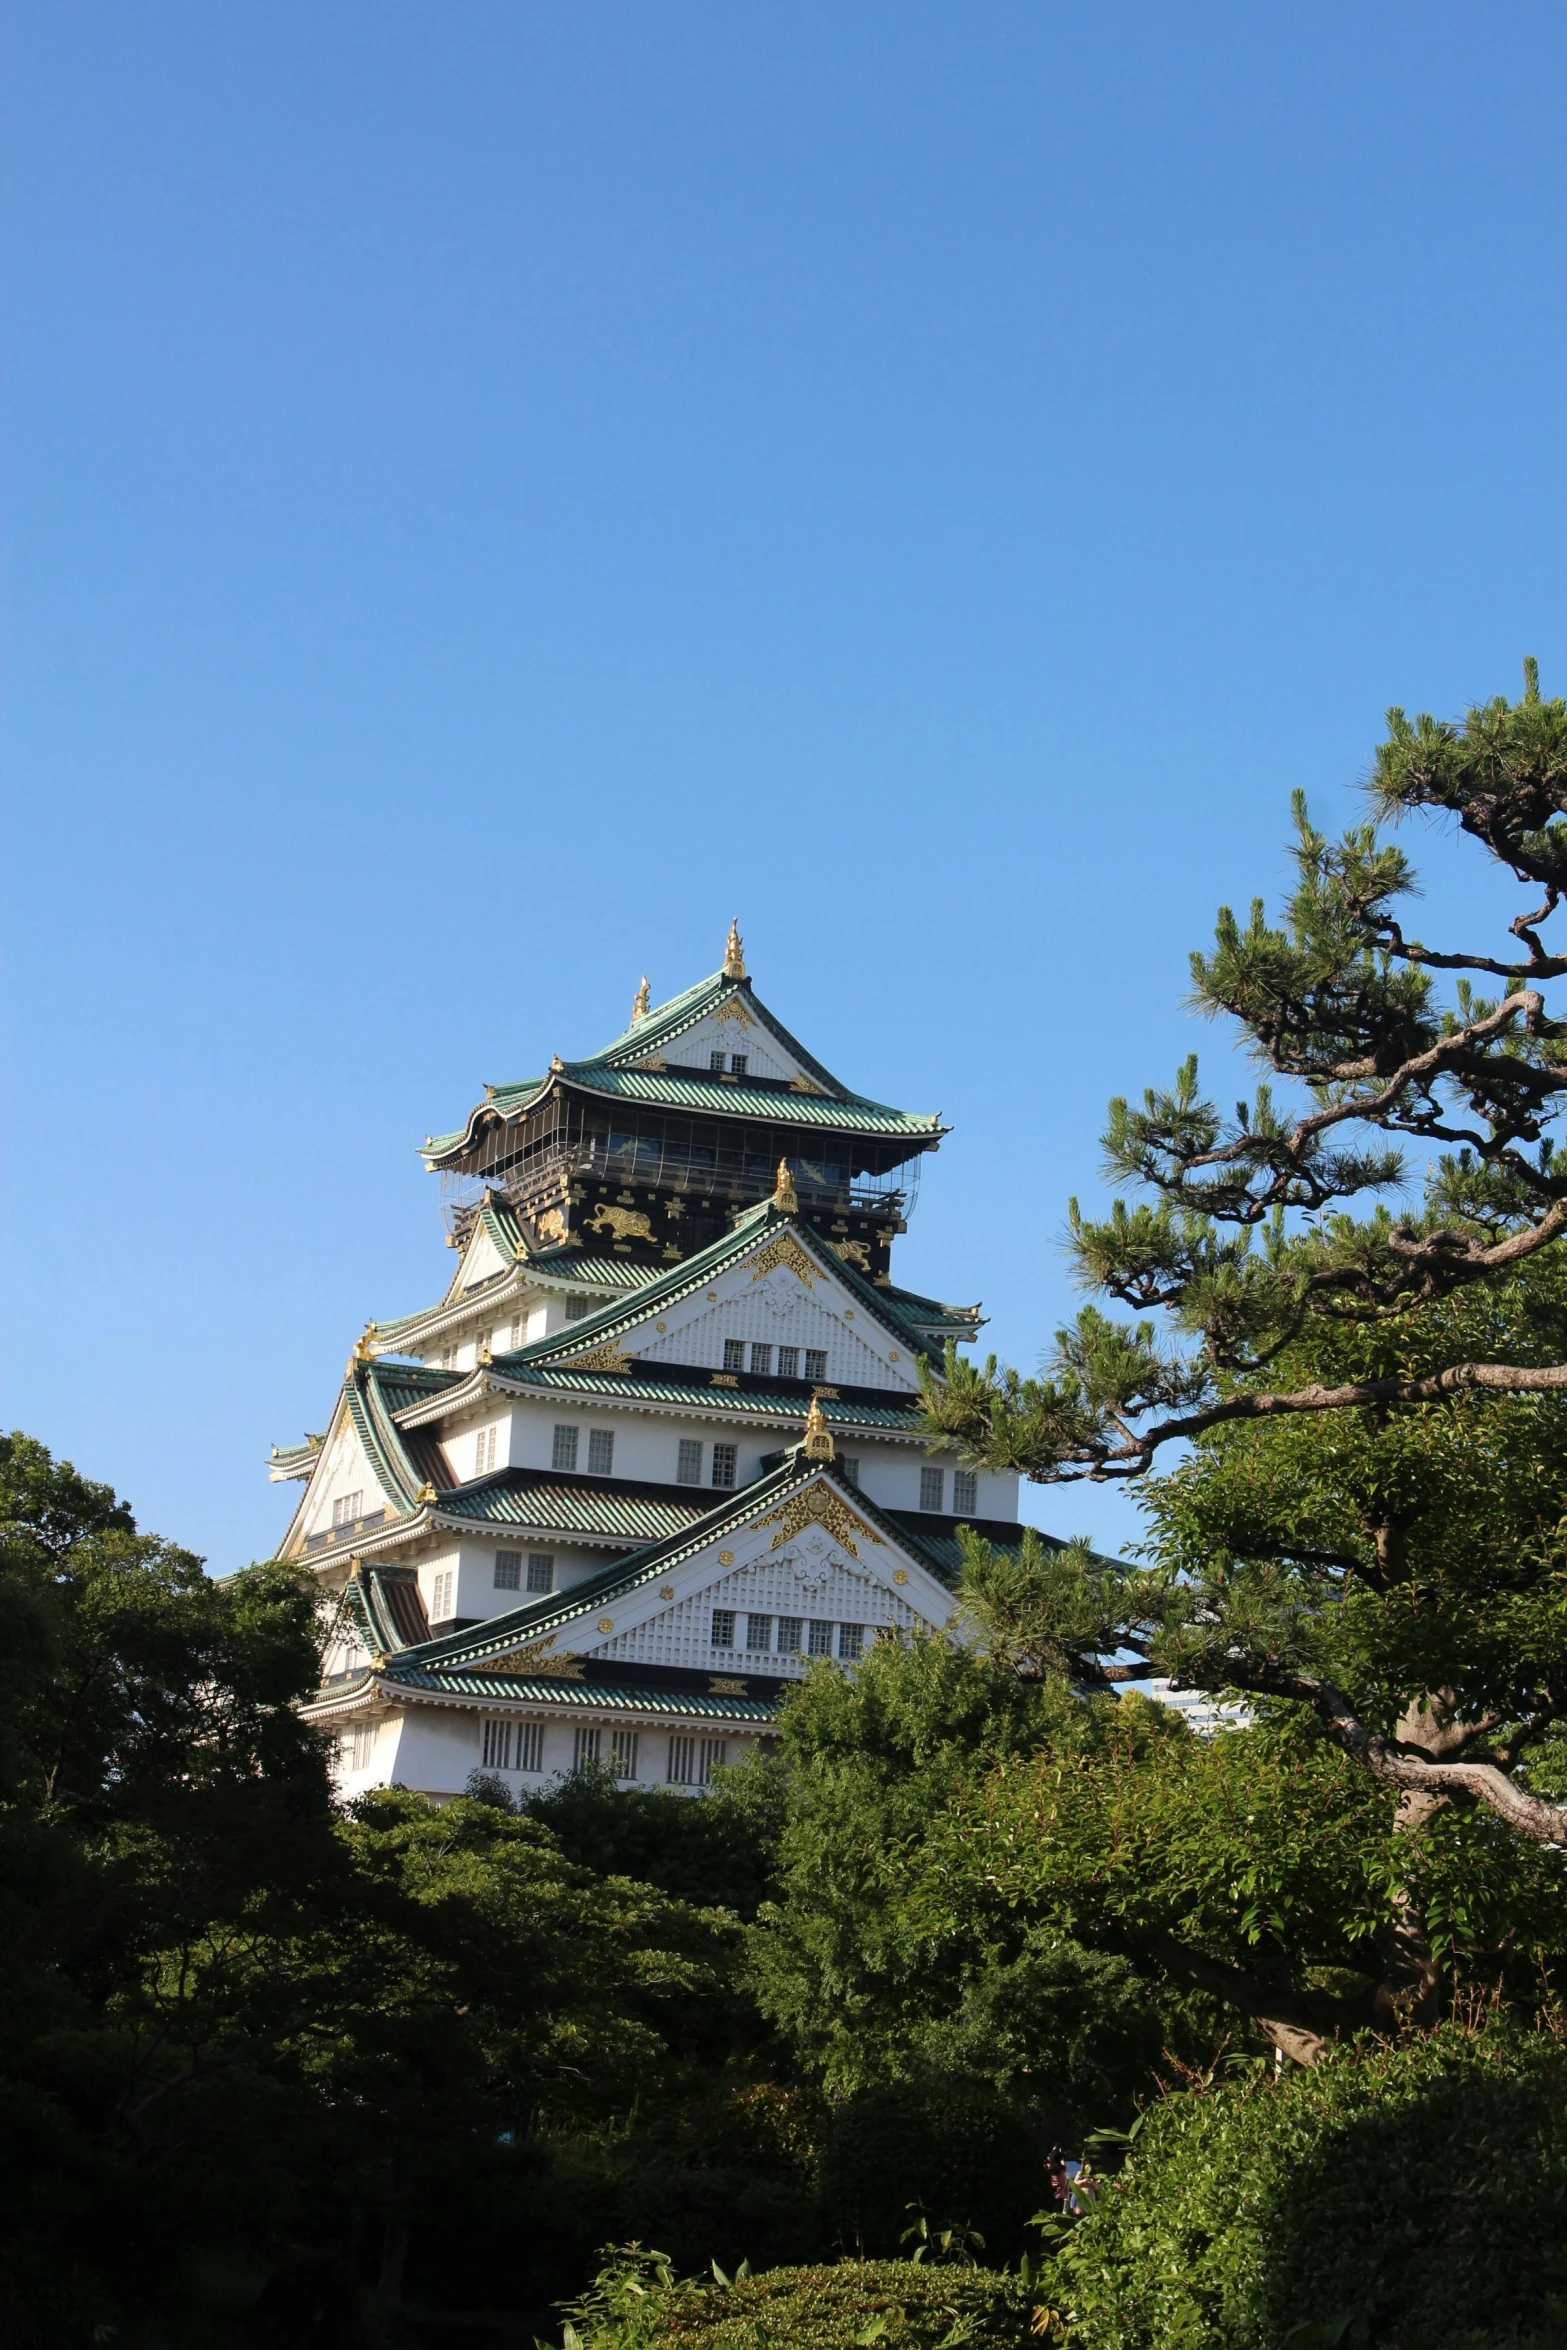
589,972,848,1096
392,1461,961,1685
510,1205,940,1391
281,1385,406,1556
444,1202,514,1298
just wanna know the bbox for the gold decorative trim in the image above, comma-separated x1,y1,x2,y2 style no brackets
660,1584,675,1599
893,1568,909,1586
722,917,747,980
566,1341,635,1374
631,976,651,1022
829,1237,871,1271
586,1202,654,1243
711,1372,739,1388
709,1675,747,1695
748,1231,818,1289
713,993,757,1031
630,1053,669,1073
754,1481,882,1559
718,1550,734,1566
788,1072,826,1094
536,1207,569,1245
597,1616,615,1633
485,1640,584,1679
801,1398,834,1462
771,1158,799,1215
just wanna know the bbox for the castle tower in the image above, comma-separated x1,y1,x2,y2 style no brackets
270,937,1032,1800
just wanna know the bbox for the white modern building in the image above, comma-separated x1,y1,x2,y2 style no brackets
272,926,1035,1798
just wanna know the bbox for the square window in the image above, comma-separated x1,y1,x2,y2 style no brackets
838,1623,865,1661
729,1055,747,1078
805,1350,828,1383
667,1735,695,1785
745,1613,772,1652
777,1346,800,1379
677,1438,703,1485
920,1465,945,1512
750,1343,773,1377
573,1726,601,1770
526,1554,554,1594
711,1608,736,1649
587,1428,615,1476
840,1457,861,1487
552,1425,579,1472
808,1619,834,1656
494,1550,522,1591
710,1051,727,1072
722,1340,745,1372
565,1293,592,1320
610,1728,640,1779
712,1443,738,1489
953,1469,978,1515
776,1615,804,1654
517,1722,544,1773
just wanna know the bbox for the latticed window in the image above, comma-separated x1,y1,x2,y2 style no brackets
745,1614,772,1653
610,1729,640,1780
516,1722,545,1773
776,1616,804,1654
552,1424,579,1471
953,1470,978,1515
431,1569,455,1621
729,1055,747,1078
698,1738,728,1785
587,1429,615,1476
565,1293,593,1320
804,1350,828,1382
777,1347,800,1379
677,1439,703,1485
474,1426,497,1476
573,1726,602,1770
722,1340,745,1372
711,1608,736,1649
712,1443,738,1489
667,1736,695,1785
840,1457,860,1487
494,1551,521,1590
920,1465,945,1512
481,1717,513,1770
749,1344,773,1376
838,1623,865,1661
710,1051,726,1072
526,1554,554,1593
332,1491,363,1529
808,1619,833,1656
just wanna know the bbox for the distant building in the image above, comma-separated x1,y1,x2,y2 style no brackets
271,926,1038,1796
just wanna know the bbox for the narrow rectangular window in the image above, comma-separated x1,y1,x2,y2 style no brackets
565,1293,593,1320
510,1319,522,1349
777,1346,800,1379
517,1721,544,1773
808,1618,833,1656
481,1718,512,1771
729,1054,748,1078
494,1550,521,1591
745,1613,772,1653
710,1051,727,1072
838,1623,865,1661
953,1469,978,1515
749,1344,773,1377
667,1735,695,1785
776,1615,804,1654
552,1424,579,1471
587,1428,615,1476
475,1426,496,1476
722,1340,745,1373
804,1350,828,1382
677,1438,703,1484
610,1728,640,1780
573,1726,602,1770
698,1737,728,1785
711,1443,737,1489
920,1465,945,1512
840,1457,861,1487
526,1553,554,1593
711,1608,736,1649
431,1569,454,1622
342,1720,377,1771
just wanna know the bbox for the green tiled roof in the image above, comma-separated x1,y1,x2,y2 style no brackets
387,1666,779,1720
369,1366,464,1415
422,972,943,1165
479,1363,925,1429
434,1470,710,1544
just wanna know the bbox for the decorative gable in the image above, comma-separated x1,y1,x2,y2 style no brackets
450,1215,510,1293
293,1408,395,1549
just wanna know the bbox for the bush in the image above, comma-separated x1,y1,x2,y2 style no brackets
561,2249,1035,2350
1053,2024,1567,2349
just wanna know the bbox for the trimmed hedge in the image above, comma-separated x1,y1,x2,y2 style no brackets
561,2253,1035,2350
1054,2024,1567,2349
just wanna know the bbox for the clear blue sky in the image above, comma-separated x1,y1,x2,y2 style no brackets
4,2,1563,1570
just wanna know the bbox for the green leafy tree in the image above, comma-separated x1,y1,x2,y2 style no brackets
921,663,1567,1866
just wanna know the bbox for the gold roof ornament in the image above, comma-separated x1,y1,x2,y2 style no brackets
349,1325,378,1366
477,1346,493,1367
550,1053,565,1073
631,976,651,1022
802,1396,835,1462
772,1157,799,1215
722,917,747,980
415,1481,438,1505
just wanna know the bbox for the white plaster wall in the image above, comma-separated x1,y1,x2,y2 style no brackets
335,1703,761,1800
667,1004,801,1082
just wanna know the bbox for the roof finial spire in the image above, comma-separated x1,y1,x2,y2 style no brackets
723,917,747,980
772,1157,799,1215
802,1395,835,1462
631,975,651,1022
